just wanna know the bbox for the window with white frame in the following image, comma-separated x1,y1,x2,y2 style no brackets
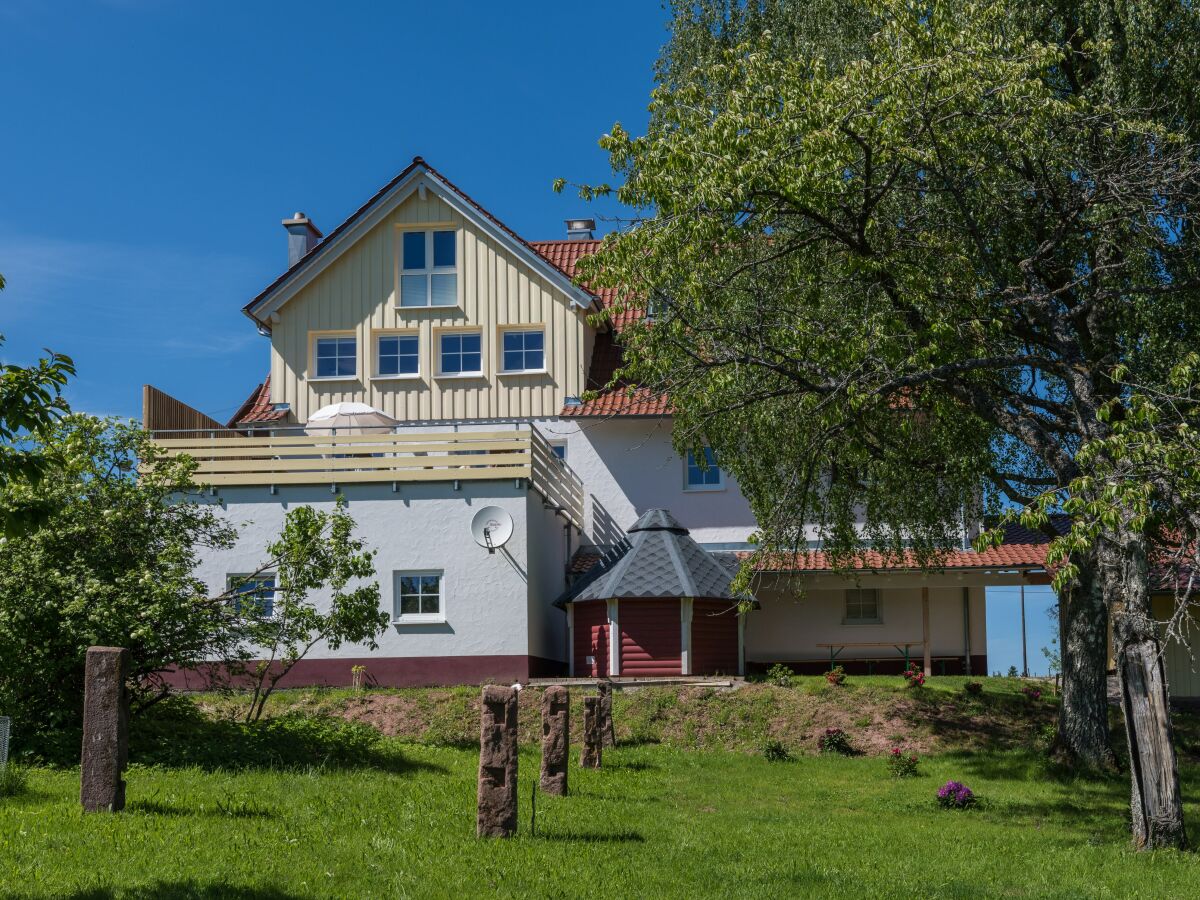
228,574,276,618
400,229,457,307
844,588,881,624
376,334,419,377
684,447,724,490
439,331,482,375
549,441,567,461
393,571,443,622
314,335,357,378
501,329,545,372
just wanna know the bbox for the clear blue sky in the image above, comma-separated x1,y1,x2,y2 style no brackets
0,0,1048,674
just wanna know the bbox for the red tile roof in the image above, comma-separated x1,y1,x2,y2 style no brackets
227,375,288,427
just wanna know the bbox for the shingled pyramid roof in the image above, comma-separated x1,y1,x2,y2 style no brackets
561,509,741,604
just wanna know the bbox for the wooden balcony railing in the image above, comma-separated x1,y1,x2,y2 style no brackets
151,427,584,528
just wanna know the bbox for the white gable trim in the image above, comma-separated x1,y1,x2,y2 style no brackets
247,166,595,324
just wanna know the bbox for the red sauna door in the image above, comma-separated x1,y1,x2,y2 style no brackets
691,600,739,675
573,601,609,676
619,599,682,677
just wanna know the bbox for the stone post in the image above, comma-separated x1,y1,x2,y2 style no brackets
581,695,603,769
477,685,518,838
540,685,569,795
80,646,129,813
598,681,616,748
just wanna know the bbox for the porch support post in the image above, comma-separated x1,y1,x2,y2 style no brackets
738,612,746,677
680,598,693,676
567,603,575,678
961,586,972,676
922,587,932,677
607,598,620,677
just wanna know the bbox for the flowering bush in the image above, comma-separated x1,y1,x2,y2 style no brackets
825,665,846,686
1021,684,1043,701
936,780,976,809
888,747,920,778
902,663,925,687
818,727,854,755
963,681,983,695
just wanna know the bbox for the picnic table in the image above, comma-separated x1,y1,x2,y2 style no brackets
816,640,926,671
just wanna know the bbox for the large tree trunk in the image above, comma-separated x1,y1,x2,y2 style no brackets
1103,532,1188,850
1056,553,1117,769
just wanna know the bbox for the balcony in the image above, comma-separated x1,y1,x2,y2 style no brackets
150,426,584,529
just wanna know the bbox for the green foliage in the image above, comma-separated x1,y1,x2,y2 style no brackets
242,499,386,722
0,764,28,798
888,747,920,778
0,416,241,751
761,739,792,762
825,665,847,685
766,663,794,686
818,727,854,755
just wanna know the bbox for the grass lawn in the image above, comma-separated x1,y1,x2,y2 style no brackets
3,676,1199,897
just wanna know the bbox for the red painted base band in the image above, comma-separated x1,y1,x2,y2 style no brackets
162,654,567,690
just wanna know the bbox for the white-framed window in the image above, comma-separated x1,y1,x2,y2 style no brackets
400,229,457,307
228,574,276,618
393,570,443,623
501,329,545,372
438,331,482,376
684,447,724,491
844,588,881,624
549,440,567,461
313,334,357,379
376,334,419,377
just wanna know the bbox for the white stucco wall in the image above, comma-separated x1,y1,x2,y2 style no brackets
194,481,542,661
525,492,570,662
534,417,758,547
746,575,987,665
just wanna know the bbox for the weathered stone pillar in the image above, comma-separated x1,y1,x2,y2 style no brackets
581,695,603,768
477,685,518,838
80,646,129,813
598,681,616,748
539,685,569,795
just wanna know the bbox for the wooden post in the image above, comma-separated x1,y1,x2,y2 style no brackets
477,685,518,838
921,588,932,677
80,647,129,813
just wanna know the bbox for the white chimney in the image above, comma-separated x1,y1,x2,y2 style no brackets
565,218,595,240
282,212,322,267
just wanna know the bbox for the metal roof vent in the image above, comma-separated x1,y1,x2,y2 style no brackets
565,218,595,240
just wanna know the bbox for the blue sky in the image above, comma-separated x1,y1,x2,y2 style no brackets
0,0,1049,675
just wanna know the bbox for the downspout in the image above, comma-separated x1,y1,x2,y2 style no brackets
962,586,972,676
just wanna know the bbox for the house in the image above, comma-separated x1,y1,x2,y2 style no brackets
144,157,1056,688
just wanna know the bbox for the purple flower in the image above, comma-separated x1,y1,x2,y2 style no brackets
937,780,976,808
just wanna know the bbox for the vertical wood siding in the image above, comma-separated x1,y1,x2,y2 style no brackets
268,191,589,423
572,600,609,677
619,600,683,677
691,600,740,676
1154,595,1200,698
142,384,231,434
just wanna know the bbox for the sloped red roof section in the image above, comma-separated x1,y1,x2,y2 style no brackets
227,374,288,427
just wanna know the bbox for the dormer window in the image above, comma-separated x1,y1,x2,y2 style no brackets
400,229,457,307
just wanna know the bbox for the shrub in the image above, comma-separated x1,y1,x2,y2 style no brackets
963,681,983,695
818,727,854,755
825,665,846,686
902,663,925,687
766,663,794,687
936,780,976,809
888,747,920,778
762,740,792,762
1021,684,1043,701
0,765,28,798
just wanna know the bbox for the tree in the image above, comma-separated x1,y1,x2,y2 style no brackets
240,500,386,722
567,0,1200,848
0,417,242,754
0,272,76,536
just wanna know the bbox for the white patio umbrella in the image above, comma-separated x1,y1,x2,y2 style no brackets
305,401,399,435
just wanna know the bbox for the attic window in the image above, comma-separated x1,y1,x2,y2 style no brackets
400,230,457,307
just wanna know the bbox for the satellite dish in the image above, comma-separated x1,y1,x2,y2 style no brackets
471,506,514,554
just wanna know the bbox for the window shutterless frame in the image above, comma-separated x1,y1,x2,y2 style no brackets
392,570,444,624
373,332,420,378
227,574,277,618
499,327,546,373
843,588,882,625
684,447,725,491
437,329,483,376
311,333,358,380
399,228,458,308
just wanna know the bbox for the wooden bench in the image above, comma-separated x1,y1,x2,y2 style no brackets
817,640,928,672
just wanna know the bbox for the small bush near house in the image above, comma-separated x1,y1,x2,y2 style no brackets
761,740,792,762
937,780,977,809
1021,685,1043,701
888,748,920,778
0,765,28,798
766,663,794,687
818,727,854,756
963,681,983,695
902,664,925,687
825,665,846,686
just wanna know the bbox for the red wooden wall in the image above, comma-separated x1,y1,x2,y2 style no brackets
619,599,682,677
691,600,740,675
573,600,609,676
